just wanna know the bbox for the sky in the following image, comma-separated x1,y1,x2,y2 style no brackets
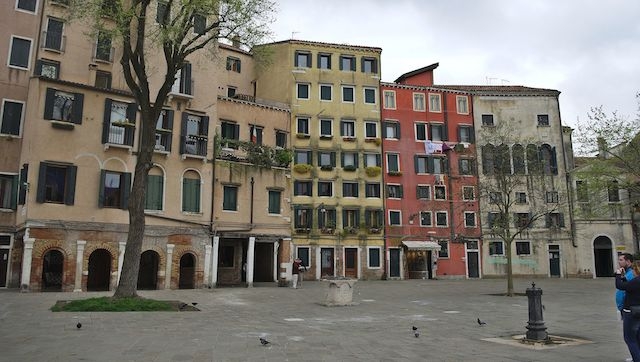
268,0,640,129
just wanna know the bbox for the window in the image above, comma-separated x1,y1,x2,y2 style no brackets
156,1,168,24
295,51,311,68
294,150,311,164
318,208,336,229
419,211,432,226
434,185,446,200
431,157,447,174
99,170,131,209
364,88,376,104
340,55,356,71
608,180,620,202
320,119,332,137
343,208,359,229
343,182,358,197
1,100,24,136
340,119,355,138
44,18,64,51
365,209,383,228
512,144,525,174
438,241,449,258
384,121,400,139
35,59,60,79
489,192,502,204
386,153,399,173
0,174,18,210
383,90,396,109
413,93,425,111
546,213,565,228
417,185,431,200
458,125,473,143
94,32,113,62
515,213,531,228
537,114,549,126
182,172,201,213
226,57,241,72
364,122,377,138
171,62,193,95
342,86,354,103
220,120,239,149
487,212,505,228
227,87,236,98
294,181,312,196
362,57,378,73
318,181,333,197
456,96,469,114
36,162,77,205
318,152,336,169
515,241,531,255
415,123,427,141
297,247,310,267
219,245,235,267
43,88,84,124
275,130,287,148
268,190,281,214
526,144,541,174
95,70,112,89
296,83,309,99
17,0,38,12
389,210,401,226
435,211,448,227
153,109,173,152
481,114,494,126
546,191,559,203
294,207,312,229
368,248,381,268
296,117,309,135
223,185,238,211
102,99,136,146
320,84,332,101
364,153,381,167
429,123,446,141
387,184,403,198
181,113,208,156
539,144,557,175
515,192,527,204
144,173,163,211
192,14,206,34
459,159,474,175
318,53,331,69
365,183,381,198
342,152,357,169
464,212,476,228
429,93,441,112
489,241,504,256
462,186,475,201
9,36,32,69
249,125,263,145
576,180,588,202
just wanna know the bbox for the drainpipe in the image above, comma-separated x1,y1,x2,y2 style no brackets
250,177,255,225
443,92,456,244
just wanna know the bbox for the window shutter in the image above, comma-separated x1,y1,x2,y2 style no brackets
102,98,112,144
294,52,299,67
427,157,434,174
469,127,475,143
355,209,360,225
331,152,336,167
43,88,56,120
10,175,18,210
398,185,404,198
98,169,106,208
316,53,321,68
201,115,210,136
351,58,356,71
354,153,359,168
341,152,345,167
181,63,192,95
382,123,387,138
124,102,137,146
36,162,47,203
354,184,359,197
233,123,240,140
72,92,84,124
457,126,463,142
121,172,131,210
414,155,419,173
360,57,365,73
395,123,401,139
372,59,378,73
443,157,449,173
179,112,188,154
551,147,558,175
376,154,381,166
64,165,77,205
428,124,434,141
18,164,28,205
339,57,343,71
364,210,371,226
442,125,448,141
559,213,565,227
35,59,43,76
165,110,174,151
307,150,312,165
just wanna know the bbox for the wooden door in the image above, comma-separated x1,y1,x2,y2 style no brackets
389,249,400,278
344,248,357,278
320,248,334,277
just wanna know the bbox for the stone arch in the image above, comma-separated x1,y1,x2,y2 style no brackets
83,242,119,291
593,235,614,277
178,252,197,289
137,246,166,290
171,246,202,289
31,240,72,292
87,249,113,291
103,157,129,173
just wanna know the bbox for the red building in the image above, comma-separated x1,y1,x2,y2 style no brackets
381,64,481,279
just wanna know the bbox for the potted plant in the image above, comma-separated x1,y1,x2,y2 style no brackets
388,171,402,176
293,163,312,174
343,165,357,172
365,166,381,177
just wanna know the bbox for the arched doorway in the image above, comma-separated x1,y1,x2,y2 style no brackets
179,253,195,289
137,250,159,290
594,236,614,277
87,249,111,291
42,250,63,291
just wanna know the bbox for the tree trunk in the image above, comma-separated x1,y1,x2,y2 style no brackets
505,239,514,296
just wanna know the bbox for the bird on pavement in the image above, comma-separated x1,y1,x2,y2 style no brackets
477,318,487,326
414,332,420,338
179,303,188,310
76,322,82,329
260,337,270,346
412,326,418,331
192,302,198,307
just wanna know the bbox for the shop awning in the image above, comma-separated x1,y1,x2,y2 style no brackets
402,240,442,250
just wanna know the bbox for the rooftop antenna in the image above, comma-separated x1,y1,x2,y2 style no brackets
500,79,510,85
291,31,300,39
485,76,498,85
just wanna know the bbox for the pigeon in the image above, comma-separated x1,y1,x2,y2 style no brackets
192,302,198,307
414,332,420,338
179,303,188,310
76,322,82,329
412,326,418,331
477,318,487,326
259,337,270,346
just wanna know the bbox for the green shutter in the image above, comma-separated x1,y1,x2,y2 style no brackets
36,163,47,203
72,93,84,124
102,99,112,144
43,88,56,120
10,175,18,210
64,165,77,205
98,169,106,208
121,172,131,210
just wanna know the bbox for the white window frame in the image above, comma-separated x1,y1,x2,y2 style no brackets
364,121,377,139
15,0,39,14
417,184,431,200
363,87,377,105
364,153,379,168
319,84,332,102
413,92,426,111
317,180,334,197
419,211,432,227
296,117,310,135
435,211,448,227
489,241,504,256
383,90,396,109
384,120,399,140
464,211,476,228
367,246,382,269
386,153,400,173
516,241,532,256
340,119,356,138
0,99,25,137
429,93,442,113
341,85,355,103
8,35,33,70
181,169,203,214
434,185,446,200
462,186,475,201
456,95,469,114
319,118,333,137
296,83,310,100
415,122,427,141
389,210,402,226
387,183,402,199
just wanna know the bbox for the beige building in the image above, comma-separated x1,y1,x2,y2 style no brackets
255,40,385,280
6,1,291,291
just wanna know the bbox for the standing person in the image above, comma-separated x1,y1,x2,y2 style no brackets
292,258,304,289
618,254,636,314
616,260,640,362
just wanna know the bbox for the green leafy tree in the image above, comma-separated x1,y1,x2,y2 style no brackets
66,0,275,298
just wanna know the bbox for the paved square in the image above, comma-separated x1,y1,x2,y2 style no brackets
0,278,628,361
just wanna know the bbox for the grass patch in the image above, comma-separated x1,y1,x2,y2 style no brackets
51,297,175,312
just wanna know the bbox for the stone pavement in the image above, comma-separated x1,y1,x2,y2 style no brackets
0,278,629,361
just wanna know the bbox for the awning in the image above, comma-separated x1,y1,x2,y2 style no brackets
402,240,442,250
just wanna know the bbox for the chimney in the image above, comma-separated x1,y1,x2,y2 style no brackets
597,137,608,159
231,35,241,48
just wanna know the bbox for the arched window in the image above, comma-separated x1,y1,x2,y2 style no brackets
512,144,525,175
481,144,495,175
145,166,164,211
526,144,540,174
539,144,557,175
182,170,201,213
495,144,511,174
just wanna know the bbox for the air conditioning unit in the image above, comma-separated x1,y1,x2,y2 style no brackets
154,144,165,151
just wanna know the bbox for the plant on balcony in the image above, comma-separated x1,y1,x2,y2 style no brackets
112,119,136,127
365,166,381,177
320,165,334,171
388,170,402,176
295,227,310,234
274,148,293,167
342,136,356,142
293,163,312,174
343,227,358,235
368,227,381,234
343,165,357,172
454,143,467,153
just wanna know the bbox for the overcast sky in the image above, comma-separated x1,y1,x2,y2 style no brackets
268,0,640,129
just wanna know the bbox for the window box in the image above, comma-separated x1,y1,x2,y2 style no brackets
368,227,381,234
111,120,136,128
454,143,468,153
343,165,357,172
296,133,310,139
50,120,75,130
319,135,333,140
296,228,310,234
293,164,312,174
320,165,334,171
320,228,335,234
365,166,381,177
388,171,402,176
344,227,358,235
342,136,356,142
365,137,382,146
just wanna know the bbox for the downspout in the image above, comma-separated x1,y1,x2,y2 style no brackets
210,134,217,235
443,92,456,243
250,177,255,225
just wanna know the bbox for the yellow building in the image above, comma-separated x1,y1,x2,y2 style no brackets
255,40,385,280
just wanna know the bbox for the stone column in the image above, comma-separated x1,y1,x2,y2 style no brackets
210,236,219,287
273,241,279,282
165,244,175,289
246,237,256,287
74,240,86,292
20,236,35,292
117,242,126,285
203,244,212,287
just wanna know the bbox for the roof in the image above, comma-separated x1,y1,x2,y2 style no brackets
430,85,560,97
260,39,382,53
219,43,252,56
380,81,471,94
394,63,439,83
402,240,442,250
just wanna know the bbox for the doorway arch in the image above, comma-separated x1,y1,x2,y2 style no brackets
137,250,159,290
594,236,614,277
42,249,64,291
179,253,195,289
87,249,112,291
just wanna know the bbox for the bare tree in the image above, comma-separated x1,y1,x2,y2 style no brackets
67,0,275,298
